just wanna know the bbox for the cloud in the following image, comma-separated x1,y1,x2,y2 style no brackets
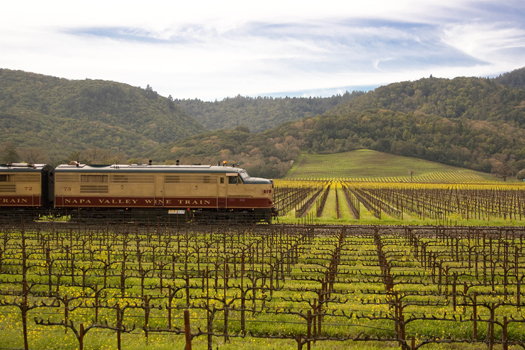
0,0,524,100
442,21,525,64
66,27,168,44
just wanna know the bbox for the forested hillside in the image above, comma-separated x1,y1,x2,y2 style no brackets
340,76,525,124
174,91,364,132
150,74,525,179
494,67,525,89
2,67,525,179
0,69,206,162
148,108,525,178
174,69,525,133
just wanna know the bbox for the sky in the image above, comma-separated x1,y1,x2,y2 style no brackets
1,0,525,101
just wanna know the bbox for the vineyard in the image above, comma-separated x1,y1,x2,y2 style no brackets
2,223,525,349
274,180,525,225
284,150,499,182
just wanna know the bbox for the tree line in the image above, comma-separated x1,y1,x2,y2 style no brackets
174,91,364,132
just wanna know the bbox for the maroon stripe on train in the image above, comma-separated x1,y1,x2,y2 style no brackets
55,196,273,208
0,196,41,207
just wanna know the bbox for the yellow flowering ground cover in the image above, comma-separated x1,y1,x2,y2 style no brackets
0,224,524,349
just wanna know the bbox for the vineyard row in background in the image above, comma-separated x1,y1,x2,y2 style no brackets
274,180,525,224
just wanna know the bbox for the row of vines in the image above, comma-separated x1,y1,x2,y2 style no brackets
1,223,525,349
275,181,525,223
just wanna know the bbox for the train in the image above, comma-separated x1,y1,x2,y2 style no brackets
0,161,277,223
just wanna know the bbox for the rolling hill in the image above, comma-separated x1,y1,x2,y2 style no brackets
285,149,499,182
0,69,207,161
2,67,525,181
149,74,525,179
173,68,525,134
337,75,525,125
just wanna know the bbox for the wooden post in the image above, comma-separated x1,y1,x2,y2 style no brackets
400,309,406,350
452,272,457,312
79,323,84,350
318,290,322,337
185,271,190,307
518,278,521,310
168,286,172,329
184,309,192,350
307,310,312,350
503,316,508,350
64,295,69,334
394,295,399,342
22,279,28,350
489,303,495,350
224,306,229,343
438,260,442,294
463,282,467,314
241,269,246,334
473,292,477,340
117,304,122,350
313,299,317,341
95,284,99,323
514,246,518,279
144,296,149,339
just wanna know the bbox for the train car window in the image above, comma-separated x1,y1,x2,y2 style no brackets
220,177,224,184
81,175,108,183
0,175,13,182
228,176,238,184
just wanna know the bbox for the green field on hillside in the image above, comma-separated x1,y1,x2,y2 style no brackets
285,149,502,182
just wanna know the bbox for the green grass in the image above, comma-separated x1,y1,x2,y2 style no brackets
285,149,503,182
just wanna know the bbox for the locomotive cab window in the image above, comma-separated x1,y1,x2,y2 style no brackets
81,175,108,183
228,176,242,184
238,170,249,181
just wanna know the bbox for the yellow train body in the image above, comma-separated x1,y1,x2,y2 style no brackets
54,163,275,222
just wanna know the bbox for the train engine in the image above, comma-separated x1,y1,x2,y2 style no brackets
0,163,54,220
54,162,276,223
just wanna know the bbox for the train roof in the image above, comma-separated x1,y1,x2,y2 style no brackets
0,163,52,172
55,163,244,174
55,163,272,184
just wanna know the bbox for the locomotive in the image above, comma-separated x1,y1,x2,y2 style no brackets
0,162,276,223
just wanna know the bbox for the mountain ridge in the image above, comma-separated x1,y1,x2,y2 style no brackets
149,71,525,178
0,69,207,161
